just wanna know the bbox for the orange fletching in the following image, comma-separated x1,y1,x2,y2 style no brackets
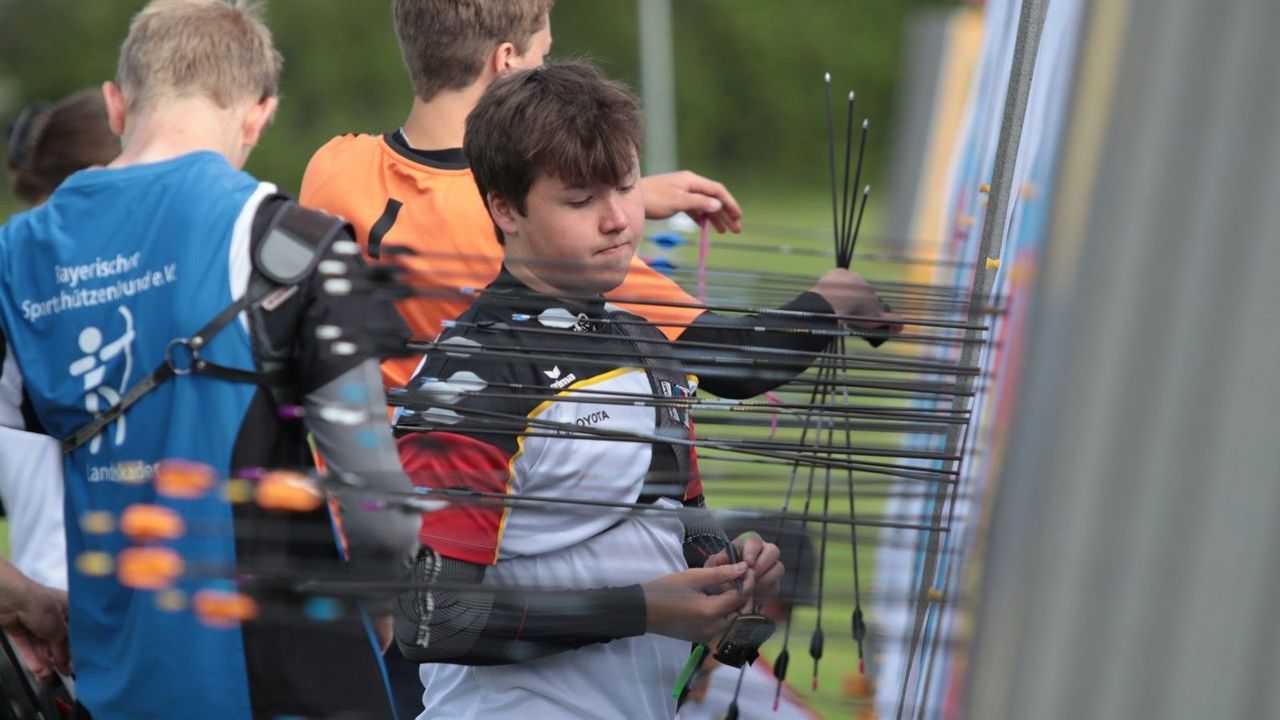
155,460,217,499
120,505,186,543
117,547,185,590
194,589,260,628
254,471,324,512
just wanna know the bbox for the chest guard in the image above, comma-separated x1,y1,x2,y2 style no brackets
245,196,348,409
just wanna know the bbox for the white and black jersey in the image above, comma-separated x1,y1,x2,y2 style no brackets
393,269,724,720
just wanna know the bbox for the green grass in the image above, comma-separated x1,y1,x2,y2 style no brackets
664,187,906,718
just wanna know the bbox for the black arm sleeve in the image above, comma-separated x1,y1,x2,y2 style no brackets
394,547,647,666
674,291,838,399
680,495,732,569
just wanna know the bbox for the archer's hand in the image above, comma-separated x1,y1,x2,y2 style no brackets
810,268,904,334
643,563,751,642
0,565,70,683
640,171,743,233
706,532,784,607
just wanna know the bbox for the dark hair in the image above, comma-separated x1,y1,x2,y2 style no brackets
6,88,119,205
464,61,642,222
393,0,554,102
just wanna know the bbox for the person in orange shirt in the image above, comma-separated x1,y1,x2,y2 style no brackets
301,0,901,397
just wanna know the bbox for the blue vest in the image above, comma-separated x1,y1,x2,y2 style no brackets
0,152,265,718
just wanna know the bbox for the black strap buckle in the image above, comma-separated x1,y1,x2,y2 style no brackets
164,337,202,376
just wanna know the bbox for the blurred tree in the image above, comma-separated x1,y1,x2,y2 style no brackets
0,0,951,214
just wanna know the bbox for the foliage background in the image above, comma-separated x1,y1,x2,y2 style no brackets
0,0,950,216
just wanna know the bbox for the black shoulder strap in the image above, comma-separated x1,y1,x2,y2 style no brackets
61,196,344,454
609,311,698,501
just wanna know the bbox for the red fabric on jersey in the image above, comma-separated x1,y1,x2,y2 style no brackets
397,431,512,565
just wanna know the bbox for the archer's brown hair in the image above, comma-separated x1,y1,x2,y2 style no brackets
6,89,119,205
392,0,554,102
464,62,642,220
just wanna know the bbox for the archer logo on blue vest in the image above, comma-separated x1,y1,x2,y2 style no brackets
68,306,136,454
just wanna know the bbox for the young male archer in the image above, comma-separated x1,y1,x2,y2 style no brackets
393,62,785,720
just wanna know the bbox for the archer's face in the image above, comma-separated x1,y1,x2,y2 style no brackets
496,161,644,298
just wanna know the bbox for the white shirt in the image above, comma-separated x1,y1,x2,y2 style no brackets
0,351,66,589
419,500,689,720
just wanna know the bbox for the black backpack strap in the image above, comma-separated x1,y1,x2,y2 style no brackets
610,312,698,502
61,197,345,454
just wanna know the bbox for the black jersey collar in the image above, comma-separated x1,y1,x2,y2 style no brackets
481,267,608,323
384,130,468,170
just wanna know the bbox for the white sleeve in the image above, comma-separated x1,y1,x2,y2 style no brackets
0,337,67,590
0,344,25,428
0,426,66,590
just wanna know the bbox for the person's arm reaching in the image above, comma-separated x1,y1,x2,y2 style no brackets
612,254,902,398
394,545,751,666
394,546,643,665
393,429,752,665
302,358,420,579
641,171,743,234
676,269,904,399
254,214,420,584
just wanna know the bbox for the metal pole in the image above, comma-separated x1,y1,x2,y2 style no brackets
637,0,679,175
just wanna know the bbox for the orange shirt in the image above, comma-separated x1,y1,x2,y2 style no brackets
301,133,702,390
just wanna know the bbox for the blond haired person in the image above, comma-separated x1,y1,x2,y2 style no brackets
0,2,418,717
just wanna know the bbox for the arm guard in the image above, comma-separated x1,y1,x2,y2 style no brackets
394,547,647,666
